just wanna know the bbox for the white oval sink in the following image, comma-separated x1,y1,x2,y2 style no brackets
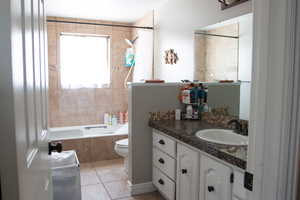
195,129,248,146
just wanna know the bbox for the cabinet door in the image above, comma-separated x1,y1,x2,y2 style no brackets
199,155,232,200
176,144,199,200
233,171,246,200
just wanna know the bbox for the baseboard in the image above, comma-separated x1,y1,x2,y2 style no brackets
128,181,157,195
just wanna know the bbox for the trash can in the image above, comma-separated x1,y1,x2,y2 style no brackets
51,150,81,200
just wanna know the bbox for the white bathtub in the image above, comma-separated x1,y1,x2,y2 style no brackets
49,123,128,141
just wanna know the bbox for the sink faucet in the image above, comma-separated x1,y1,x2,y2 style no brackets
227,119,248,136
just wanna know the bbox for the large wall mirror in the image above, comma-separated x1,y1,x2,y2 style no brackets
194,13,253,119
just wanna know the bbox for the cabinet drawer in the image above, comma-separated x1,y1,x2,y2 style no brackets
153,148,176,180
153,130,176,158
153,166,175,200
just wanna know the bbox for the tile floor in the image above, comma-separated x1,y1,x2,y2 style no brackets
80,159,165,200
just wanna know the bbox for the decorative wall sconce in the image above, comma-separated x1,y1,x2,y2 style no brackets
164,49,179,65
218,0,250,10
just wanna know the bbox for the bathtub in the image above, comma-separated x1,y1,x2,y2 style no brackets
49,123,128,163
49,123,128,141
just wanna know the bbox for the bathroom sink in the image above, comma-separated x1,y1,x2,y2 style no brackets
195,129,248,146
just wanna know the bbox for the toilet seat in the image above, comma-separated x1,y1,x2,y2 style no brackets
116,138,128,147
114,138,129,173
114,138,128,157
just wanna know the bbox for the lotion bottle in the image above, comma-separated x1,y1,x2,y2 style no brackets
186,105,193,119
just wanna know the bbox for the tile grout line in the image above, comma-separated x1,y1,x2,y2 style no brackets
93,162,114,200
93,161,131,200
81,160,131,200
81,182,101,187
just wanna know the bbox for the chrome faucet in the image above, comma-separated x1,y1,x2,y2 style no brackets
227,119,248,136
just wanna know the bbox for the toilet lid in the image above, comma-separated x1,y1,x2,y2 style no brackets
116,138,128,147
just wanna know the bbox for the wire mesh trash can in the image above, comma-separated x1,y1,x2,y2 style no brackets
51,150,81,200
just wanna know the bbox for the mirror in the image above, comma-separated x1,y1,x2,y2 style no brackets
194,13,253,120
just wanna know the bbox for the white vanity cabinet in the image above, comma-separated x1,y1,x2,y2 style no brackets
232,171,247,200
176,143,199,200
152,130,176,200
152,129,246,200
199,155,232,200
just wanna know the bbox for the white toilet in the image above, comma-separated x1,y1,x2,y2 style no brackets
114,138,129,173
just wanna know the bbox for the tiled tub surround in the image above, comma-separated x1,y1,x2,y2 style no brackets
194,23,239,82
149,120,247,169
50,124,128,163
47,17,136,127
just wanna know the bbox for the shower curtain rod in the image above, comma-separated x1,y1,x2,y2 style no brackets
195,32,239,39
47,19,154,30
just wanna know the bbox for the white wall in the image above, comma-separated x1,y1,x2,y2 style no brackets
154,0,252,82
128,83,182,185
133,29,153,82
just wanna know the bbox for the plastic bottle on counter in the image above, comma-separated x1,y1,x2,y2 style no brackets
109,114,113,126
119,112,125,124
203,104,209,112
104,113,110,125
186,105,193,119
125,111,128,123
175,109,181,120
182,89,190,104
112,115,118,126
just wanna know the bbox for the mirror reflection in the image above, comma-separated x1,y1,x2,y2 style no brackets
194,13,253,119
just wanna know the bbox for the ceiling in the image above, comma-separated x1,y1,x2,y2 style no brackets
46,0,166,23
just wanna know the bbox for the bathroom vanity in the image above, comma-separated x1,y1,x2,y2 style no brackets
149,120,247,200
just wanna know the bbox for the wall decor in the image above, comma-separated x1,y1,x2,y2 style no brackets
218,0,250,10
164,49,179,65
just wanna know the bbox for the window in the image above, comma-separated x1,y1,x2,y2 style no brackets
60,34,110,89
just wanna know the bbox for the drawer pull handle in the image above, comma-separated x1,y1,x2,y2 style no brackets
158,158,165,164
158,140,165,145
158,179,164,185
181,169,188,174
208,186,215,192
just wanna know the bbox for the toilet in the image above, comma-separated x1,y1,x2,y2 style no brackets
114,138,129,173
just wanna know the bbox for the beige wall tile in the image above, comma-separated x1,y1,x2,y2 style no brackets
90,135,127,162
58,22,76,33
62,138,91,163
133,12,154,28
58,136,127,163
194,23,238,82
47,17,131,127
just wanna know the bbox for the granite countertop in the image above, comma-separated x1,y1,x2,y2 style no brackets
149,120,247,170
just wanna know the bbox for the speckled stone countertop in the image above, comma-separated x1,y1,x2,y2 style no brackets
149,120,247,170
